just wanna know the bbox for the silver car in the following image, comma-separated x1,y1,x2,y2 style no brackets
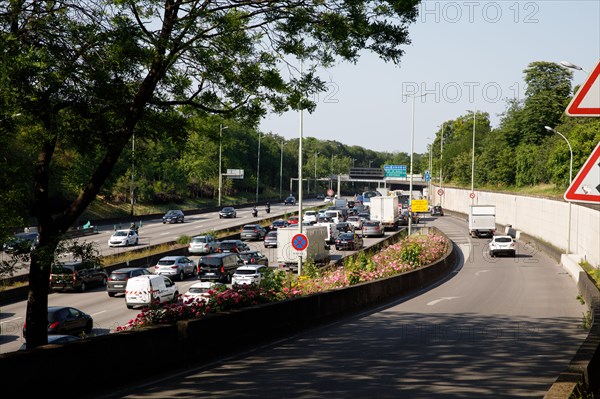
154,256,197,281
188,235,219,255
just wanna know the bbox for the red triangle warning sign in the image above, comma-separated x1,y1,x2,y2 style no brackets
564,141,600,203
565,60,600,117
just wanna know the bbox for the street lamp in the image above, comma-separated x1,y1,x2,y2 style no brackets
130,133,135,216
471,109,476,204
314,152,319,193
545,126,573,254
280,140,284,200
402,92,430,235
440,123,444,207
560,60,589,73
218,124,228,207
256,132,261,203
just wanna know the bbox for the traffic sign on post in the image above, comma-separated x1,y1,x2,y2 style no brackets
564,141,600,203
291,233,309,252
437,188,444,196
565,60,600,117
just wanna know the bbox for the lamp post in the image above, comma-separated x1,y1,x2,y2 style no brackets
280,140,284,200
130,133,135,216
560,60,589,73
314,152,319,193
256,132,261,203
471,109,476,204
545,126,573,254
218,124,228,207
402,92,429,235
298,61,304,275
440,123,444,207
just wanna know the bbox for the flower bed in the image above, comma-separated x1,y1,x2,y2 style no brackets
118,232,449,331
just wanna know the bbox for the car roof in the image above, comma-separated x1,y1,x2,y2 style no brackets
159,255,185,260
111,267,146,273
189,281,222,289
236,264,266,271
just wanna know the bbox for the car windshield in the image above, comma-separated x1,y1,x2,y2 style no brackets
188,287,211,294
243,226,258,231
199,257,224,266
157,259,176,266
339,233,354,239
192,237,208,243
494,237,512,243
364,221,380,227
113,231,128,237
222,207,234,212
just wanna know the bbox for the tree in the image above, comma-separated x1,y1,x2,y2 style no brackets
0,0,420,348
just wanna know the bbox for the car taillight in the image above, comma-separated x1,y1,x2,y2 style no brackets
48,321,60,330
171,266,178,269
220,266,225,273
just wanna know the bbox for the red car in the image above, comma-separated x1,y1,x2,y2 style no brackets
287,216,299,225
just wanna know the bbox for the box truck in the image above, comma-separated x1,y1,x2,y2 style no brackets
468,205,496,238
277,225,331,271
369,196,399,230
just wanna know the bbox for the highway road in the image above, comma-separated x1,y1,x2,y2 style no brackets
88,213,587,399
0,198,393,354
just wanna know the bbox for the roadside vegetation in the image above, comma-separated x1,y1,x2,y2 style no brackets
116,232,450,331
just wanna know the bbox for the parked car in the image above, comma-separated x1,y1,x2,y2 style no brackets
197,252,245,283
23,306,93,338
19,334,81,350
182,281,226,305
264,230,278,248
240,224,267,241
125,275,179,309
232,264,269,286
431,205,444,216
216,239,249,253
488,235,516,257
284,196,296,205
188,235,219,255
50,260,108,292
108,229,139,247
107,267,151,297
269,219,288,230
154,255,197,281
239,250,269,266
219,206,237,218
362,220,384,238
335,232,364,251
2,231,39,254
162,209,185,224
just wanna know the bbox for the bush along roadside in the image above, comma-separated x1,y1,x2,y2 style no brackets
117,232,450,331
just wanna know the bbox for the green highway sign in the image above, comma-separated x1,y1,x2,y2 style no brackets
384,165,407,178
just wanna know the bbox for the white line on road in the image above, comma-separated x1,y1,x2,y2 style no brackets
427,296,459,306
475,270,490,276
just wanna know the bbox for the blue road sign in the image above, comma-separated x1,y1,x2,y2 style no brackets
291,233,309,251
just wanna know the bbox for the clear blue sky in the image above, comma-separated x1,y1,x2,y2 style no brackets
259,0,600,156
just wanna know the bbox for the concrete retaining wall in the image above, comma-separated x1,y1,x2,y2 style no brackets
0,229,457,398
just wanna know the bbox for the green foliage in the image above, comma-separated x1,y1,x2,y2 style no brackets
176,235,191,245
260,267,288,292
302,260,320,279
399,242,422,265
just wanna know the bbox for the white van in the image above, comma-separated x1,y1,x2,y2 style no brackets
316,221,339,245
125,274,179,309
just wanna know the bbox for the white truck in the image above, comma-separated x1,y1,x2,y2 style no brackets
468,205,496,238
277,225,331,271
369,195,399,230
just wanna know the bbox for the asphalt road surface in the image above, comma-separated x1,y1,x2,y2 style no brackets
86,214,587,399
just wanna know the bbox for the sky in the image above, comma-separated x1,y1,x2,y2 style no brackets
259,0,600,156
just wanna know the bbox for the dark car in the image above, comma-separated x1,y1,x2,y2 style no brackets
431,205,444,216
264,230,278,248
336,222,354,233
335,232,364,251
401,210,419,225
240,224,267,241
162,209,184,224
3,231,39,254
197,252,245,283
50,261,108,292
284,196,296,205
216,239,249,253
269,219,288,231
23,306,93,338
316,193,325,199
107,267,151,297
219,207,237,218
239,250,269,266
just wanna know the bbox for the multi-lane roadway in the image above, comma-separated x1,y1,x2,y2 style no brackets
0,199,392,353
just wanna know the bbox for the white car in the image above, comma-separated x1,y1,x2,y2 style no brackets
108,229,139,247
182,281,225,305
303,211,318,224
488,235,516,257
323,196,334,203
231,265,268,286
347,216,363,231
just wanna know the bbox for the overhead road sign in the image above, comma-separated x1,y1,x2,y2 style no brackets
565,60,600,117
564,141,600,203
384,165,407,178
226,169,244,179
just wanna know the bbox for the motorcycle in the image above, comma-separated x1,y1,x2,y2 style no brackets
265,205,271,214
252,208,258,217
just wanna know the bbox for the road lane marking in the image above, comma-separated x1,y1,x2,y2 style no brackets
475,270,490,276
427,296,459,306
